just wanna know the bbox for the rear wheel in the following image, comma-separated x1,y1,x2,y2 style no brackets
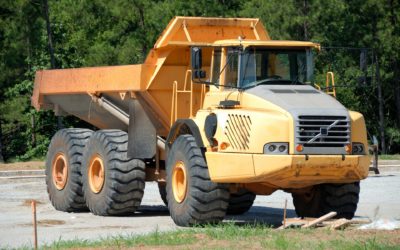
166,135,229,226
82,130,146,216
292,182,360,219
227,189,256,215
45,128,93,212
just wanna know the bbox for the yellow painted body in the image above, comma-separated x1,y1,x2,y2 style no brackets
32,16,369,193
195,91,369,191
206,153,369,188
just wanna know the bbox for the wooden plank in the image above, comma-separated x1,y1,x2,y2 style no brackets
322,219,368,225
301,212,337,228
348,219,370,224
329,218,350,230
278,218,308,229
277,215,368,230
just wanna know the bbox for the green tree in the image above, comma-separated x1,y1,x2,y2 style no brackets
0,0,399,161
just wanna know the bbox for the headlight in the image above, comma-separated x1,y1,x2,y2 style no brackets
352,142,365,155
264,143,289,154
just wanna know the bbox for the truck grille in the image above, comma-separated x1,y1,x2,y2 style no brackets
225,114,252,150
296,115,350,153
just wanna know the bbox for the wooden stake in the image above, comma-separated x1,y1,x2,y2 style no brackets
32,200,37,250
283,199,287,228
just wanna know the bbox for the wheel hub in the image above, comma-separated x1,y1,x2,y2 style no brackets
88,155,105,193
52,153,68,190
172,161,187,203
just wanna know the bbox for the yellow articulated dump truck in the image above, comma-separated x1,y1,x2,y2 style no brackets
32,16,369,226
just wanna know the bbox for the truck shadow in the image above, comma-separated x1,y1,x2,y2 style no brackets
136,205,296,228
226,206,297,228
136,205,169,216
368,174,396,178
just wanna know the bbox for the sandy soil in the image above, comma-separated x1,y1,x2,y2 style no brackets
0,161,44,170
0,162,399,248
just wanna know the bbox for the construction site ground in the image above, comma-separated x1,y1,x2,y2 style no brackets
0,161,399,248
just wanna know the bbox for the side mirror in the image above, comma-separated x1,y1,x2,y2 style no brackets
191,47,202,70
191,47,206,79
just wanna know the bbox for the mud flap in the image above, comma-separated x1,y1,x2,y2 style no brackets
127,100,156,159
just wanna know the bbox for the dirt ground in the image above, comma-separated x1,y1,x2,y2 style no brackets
1,162,400,248
134,229,400,250
54,229,400,249
0,161,44,170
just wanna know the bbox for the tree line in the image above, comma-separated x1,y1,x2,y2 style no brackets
0,0,399,162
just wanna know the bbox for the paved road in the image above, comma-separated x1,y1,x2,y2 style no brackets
1,169,399,248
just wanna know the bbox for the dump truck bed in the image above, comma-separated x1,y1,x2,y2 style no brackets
31,16,270,132
32,64,152,130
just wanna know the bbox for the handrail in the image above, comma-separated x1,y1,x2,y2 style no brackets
325,71,337,98
170,70,207,126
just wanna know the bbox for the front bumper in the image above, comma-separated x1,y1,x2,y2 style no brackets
205,152,370,189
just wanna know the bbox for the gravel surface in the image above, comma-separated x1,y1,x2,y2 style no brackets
0,169,399,248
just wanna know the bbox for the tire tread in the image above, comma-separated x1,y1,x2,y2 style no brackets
166,135,229,226
45,128,93,212
82,130,145,216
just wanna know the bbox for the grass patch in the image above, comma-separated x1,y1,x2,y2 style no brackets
25,223,400,250
379,154,400,160
5,156,45,163
40,228,197,249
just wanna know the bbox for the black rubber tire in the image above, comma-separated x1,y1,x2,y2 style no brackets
166,135,230,227
82,130,146,216
292,182,360,219
45,128,93,212
227,189,256,215
158,182,168,206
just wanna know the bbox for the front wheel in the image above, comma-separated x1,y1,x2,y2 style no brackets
292,182,360,219
166,135,229,226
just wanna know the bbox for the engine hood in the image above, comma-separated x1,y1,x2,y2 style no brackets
245,84,348,117
245,84,351,155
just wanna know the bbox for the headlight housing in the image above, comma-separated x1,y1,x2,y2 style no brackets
352,142,365,155
264,143,289,154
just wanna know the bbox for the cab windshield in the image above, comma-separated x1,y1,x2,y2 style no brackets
214,47,314,89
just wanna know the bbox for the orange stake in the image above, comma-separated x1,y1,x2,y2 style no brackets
31,200,37,250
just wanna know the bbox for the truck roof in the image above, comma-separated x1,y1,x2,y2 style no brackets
212,39,320,49
167,39,320,50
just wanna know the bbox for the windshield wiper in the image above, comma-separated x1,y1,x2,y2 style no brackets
291,79,306,85
242,78,298,90
195,78,241,90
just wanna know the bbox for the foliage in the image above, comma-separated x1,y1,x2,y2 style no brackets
379,154,400,160
0,0,400,161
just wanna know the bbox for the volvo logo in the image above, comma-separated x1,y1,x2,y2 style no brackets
306,120,339,144
320,127,328,136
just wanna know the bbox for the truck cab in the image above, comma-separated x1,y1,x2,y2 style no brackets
191,40,369,189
